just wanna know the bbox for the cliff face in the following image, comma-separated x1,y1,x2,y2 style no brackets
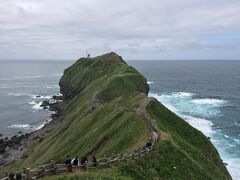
2,52,231,179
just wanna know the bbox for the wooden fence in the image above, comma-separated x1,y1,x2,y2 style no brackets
1,145,154,180
2,99,160,180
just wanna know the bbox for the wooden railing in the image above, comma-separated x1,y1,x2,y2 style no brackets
2,98,160,180
2,145,154,180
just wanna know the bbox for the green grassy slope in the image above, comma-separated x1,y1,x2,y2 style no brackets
1,52,231,179
112,99,231,179
1,52,150,172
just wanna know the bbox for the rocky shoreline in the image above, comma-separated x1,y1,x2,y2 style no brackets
0,94,64,167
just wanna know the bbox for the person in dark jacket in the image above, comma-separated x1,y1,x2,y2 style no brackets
80,156,88,170
16,173,22,180
8,172,15,180
72,156,79,166
65,155,72,172
146,140,152,148
65,155,71,165
81,157,88,165
92,156,97,167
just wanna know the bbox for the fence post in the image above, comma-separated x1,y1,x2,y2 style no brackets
107,159,110,167
4,170,8,178
25,168,31,180
67,164,73,172
53,164,58,175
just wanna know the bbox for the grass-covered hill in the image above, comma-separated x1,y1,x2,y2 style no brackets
2,52,231,179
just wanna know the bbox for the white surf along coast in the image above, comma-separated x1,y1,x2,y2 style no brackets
6,93,59,133
8,121,49,131
147,81,154,85
149,91,240,180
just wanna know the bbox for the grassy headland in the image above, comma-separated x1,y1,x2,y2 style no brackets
1,52,231,179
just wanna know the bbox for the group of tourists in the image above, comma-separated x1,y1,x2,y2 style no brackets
65,155,97,171
6,156,97,179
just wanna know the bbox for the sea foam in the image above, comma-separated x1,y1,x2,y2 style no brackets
8,123,49,131
191,98,227,106
28,101,43,110
8,124,31,129
184,115,214,137
147,81,154,85
31,95,52,99
149,91,240,179
7,92,28,97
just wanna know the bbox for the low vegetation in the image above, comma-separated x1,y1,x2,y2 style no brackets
1,52,231,179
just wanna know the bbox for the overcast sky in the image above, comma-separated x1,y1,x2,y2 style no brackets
0,0,240,60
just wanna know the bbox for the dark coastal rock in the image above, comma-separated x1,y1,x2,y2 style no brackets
51,112,62,120
0,133,30,165
53,95,63,101
0,139,6,153
224,162,228,166
0,93,63,167
40,100,50,107
59,80,84,100
36,95,41,98
0,52,231,179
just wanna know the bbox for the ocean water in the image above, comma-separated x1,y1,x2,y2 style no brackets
128,60,240,180
0,60,239,179
0,60,73,136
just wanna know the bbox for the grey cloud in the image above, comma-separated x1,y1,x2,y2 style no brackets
0,0,240,60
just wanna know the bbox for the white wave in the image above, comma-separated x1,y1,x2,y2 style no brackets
234,122,240,127
183,115,214,137
32,102,43,110
8,122,48,131
224,135,230,139
0,84,8,88
7,92,28,96
150,92,227,118
212,133,240,180
50,73,63,77
28,101,43,110
35,124,45,130
171,92,194,97
31,95,52,99
13,75,44,79
149,92,178,112
226,158,240,180
32,118,52,130
150,91,240,179
46,85,59,89
0,74,62,81
8,124,30,129
147,81,154,85
191,99,227,106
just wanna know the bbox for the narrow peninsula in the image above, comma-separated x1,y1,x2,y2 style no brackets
1,52,231,179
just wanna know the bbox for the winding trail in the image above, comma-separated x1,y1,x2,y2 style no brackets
2,95,161,179
136,96,160,146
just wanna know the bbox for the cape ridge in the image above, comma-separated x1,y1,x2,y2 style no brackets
0,52,231,179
